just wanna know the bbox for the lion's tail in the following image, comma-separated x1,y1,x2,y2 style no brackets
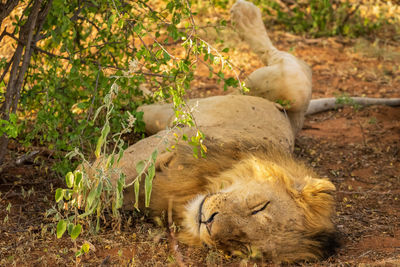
230,0,277,65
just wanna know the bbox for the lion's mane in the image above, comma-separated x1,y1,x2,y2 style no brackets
148,139,337,262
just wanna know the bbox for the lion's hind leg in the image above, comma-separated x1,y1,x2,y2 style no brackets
138,103,175,135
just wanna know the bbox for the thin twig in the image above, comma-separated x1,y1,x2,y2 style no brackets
111,1,160,64
86,63,102,122
184,0,198,62
107,50,119,69
356,119,367,147
0,184,17,202
197,37,244,91
75,15,101,32
137,0,169,25
3,31,126,71
153,38,179,60
167,199,185,267
135,32,160,64
342,4,361,26
134,71,173,78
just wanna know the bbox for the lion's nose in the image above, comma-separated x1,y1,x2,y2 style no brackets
201,212,219,235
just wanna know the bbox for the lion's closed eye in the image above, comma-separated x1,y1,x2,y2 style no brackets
251,201,270,215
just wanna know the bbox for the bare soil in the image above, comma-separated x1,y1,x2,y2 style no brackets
1,30,399,266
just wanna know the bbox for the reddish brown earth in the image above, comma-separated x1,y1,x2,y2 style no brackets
1,30,399,266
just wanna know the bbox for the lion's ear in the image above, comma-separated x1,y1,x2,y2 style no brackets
302,177,336,196
298,177,336,219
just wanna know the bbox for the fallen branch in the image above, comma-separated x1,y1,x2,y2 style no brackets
0,150,40,172
15,150,40,165
306,97,400,115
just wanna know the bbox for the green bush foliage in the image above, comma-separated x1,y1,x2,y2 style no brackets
256,0,385,37
1,0,238,174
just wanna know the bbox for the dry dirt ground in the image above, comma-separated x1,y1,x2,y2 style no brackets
1,28,400,266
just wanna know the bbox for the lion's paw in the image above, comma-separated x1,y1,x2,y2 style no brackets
230,0,263,33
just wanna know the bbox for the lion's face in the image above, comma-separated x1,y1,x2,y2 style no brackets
186,180,303,255
182,157,336,262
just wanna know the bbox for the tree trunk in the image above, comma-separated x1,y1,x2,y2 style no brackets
0,0,52,164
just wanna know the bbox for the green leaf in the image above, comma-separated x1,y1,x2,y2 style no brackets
93,106,104,122
65,172,74,188
96,215,100,233
108,14,116,28
117,19,124,28
82,242,90,253
9,112,17,123
70,224,82,240
144,175,152,207
78,200,98,218
106,154,114,168
96,181,103,197
86,189,96,210
64,189,72,201
82,181,102,216
56,220,67,238
151,149,158,162
117,149,124,163
76,241,90,257
101,121,111,142
117,174,125,192
145,161,156,207
95,121,110,158
163,51,171,61
55,188,64,202
147,163,155,180
95,137,104,159
135,160,145,175
134,179,140,210
74,170,83,187
67,223,74,235
225,77,238,87
115,174,125,209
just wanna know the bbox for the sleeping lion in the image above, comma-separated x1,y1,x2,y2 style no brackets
88,0,337,263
